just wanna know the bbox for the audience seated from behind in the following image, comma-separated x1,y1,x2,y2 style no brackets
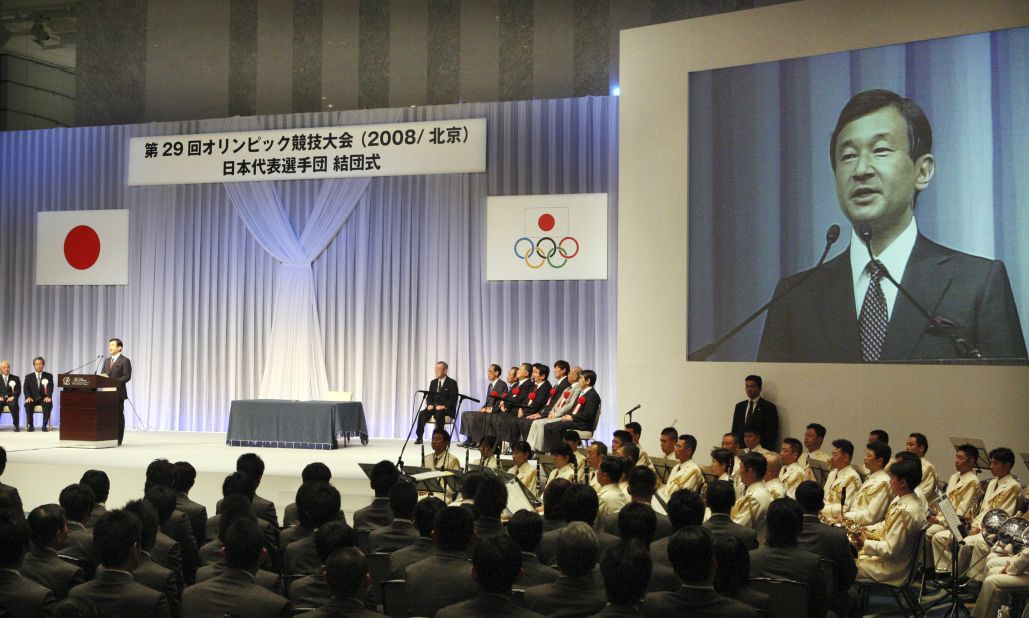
617,503,680,593
299,547,385,618
119,499,181,615
594,539,652,617
284,481,342,576
472,476,508,540
540,478,571,535
204,472,279,552
712,536,768,613
214,453,280,528
195,494,284,595
59,483,100,579
537,484,618,567
642,526,759,617
180,519,289,617
605,467,672,540
67,509,172,617
172,461,208,548
402,506,479,617
437,534,544,617
703,480,758,550
651,488,705,569
0,509,57,616
389,496,445,579
353,461,398,531
0,446,23,513
22,504,86,600
505,510,559,587
80,470,110,529
523,521,607,617
748,497,828,618
369,481,419,553
288,520,357,609
796,480,858,618
144,484,187,583
283,462,332,529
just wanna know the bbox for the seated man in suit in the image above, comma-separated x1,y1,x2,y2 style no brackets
618,503,681,593
353,460,398,531
300,547,384,618
403,506,479,617
505,510,558,588
438,534,541,617
22,356,54,431
22,504,86,600
205,472,280,554
389,496,445,579
282,462,331,531
703,480,758,551
526,367,583,453
606,467,671,541
145,484,193,584
524,521,607,617
81,469,110,528
508,363,552,448
212,453,279,528
0,510,57,615
68,509,172,617
369,481,419,553
542,369,601,453
796,481,859,618
287,520,356,609
195,495,284,595
181,519,290,617
0,360,22,430
284,481,342,576
414,360,459,445
853,457,927,587
120,499,181,615
643,526,759,617
537,484,619,568
0,446,22,513
597,539,652,616
748,498,828,618
59,483,99,579
172,461,208,548
458,363,508,448
472,476,508,540
653,488,705,569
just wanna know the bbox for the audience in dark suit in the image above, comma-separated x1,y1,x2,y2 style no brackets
748,497,828,618
214,453,280,528
194,495,284,595
301,547,385,617
703,480,759,550
651,488,705,568
281,462,332,540
472,476,509,541
796,480,859,618
287,520,356,608
594,539,651,616
403,506,479,617
0,510,57,616
353,460,398,531
284,481,342,576
605,467,673,540
617,503,681,593
80,470,109,529
506,510,559,587
145,484,190,584
389,496,445,578
537,484,618,567
173,461,208,547
59,483,100,580
523,521,607,617
22,504,86,600
712,536,769,612
369,481,419,553
438,534,543,617
120,499,182,616
0,447,23,513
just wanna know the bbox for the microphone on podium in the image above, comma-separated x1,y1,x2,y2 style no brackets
62,354,103,375
688,224,841,361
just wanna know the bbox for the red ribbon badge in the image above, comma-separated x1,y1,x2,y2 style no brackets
562,391,571,399
578,396,586,405
490,391,499,398
512,388,520,396
529,392,536,401
549,388,557,396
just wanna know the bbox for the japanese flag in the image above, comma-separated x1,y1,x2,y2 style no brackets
36,210,129,285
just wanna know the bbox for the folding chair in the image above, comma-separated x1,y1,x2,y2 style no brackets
574,403,602,446
857,523,929,617
749,577,809,617
381,579,408,618
357,528,373,553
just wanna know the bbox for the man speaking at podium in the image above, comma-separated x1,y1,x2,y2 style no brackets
100,338,132,445
758,89,1026,363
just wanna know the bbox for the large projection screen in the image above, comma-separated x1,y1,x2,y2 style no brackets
619,0,1029,459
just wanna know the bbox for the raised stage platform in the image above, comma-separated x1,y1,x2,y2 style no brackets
0,428,475,522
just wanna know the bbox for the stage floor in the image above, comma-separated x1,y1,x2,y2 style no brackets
0,428,474,522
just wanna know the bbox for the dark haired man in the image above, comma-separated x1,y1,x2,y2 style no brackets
22,504,85,600
542,369,601,452
437,535,542,617
0,512,56,615
854,457,926,586
459,363,507,448
796,481,858,618
404,506,478,616
287,520,359,609
904,432,939,502
354,460,398,530
799,423,830,470
101,338,132,444
654,488,705,567
759,88,1026,363
597,540,651,616
369,481,419,552
506,510,558,587
730,452,772,539
301,547,384,618
415,361,458,445
926,443,982,570
80,469,110,527
173,461,208,547
595,456,630,527
841,441,894,526
0,446,22,515
749,498,827,618
659,434,703,501
283,481,342,575
59,483,98,578
730,375,778,451
702,480,758,551
23,356,54,431
820,439,861,520
217,453,278,528
389,496,445,579
658,426,679,459
779,437,806,498
120,500,180,613
524,522,606,616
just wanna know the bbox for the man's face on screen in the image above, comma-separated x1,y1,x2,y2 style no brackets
833,106,933,244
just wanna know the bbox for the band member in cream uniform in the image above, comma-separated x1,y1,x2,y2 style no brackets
659,434,704,501
508,441,539,496
927,444,982,570
779,438,806,498
820,439,862,520
730,452,773,540
855,458,927,586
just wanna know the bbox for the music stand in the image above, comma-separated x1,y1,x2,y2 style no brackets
949,437,991,471
653,458,675,484
699,464,718,487
807,459,830,488
923,494,970,617
536,454,556,478
1021,452,1029,475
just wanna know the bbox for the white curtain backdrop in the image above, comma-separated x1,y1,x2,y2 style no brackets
0,97,619,439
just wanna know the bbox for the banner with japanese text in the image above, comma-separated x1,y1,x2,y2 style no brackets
127,118,486,186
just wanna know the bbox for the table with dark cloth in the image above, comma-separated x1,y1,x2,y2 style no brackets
226,399,369,450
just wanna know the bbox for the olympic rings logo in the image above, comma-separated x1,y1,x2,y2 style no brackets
513,236,580,269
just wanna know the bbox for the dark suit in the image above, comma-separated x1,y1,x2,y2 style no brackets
0,372,22,428
216,494,279,529
758,236,1027,363
63,521,99,580
284,535,320,576
730,397,779,451
101,354,131,443
643,585,759,617
353,497,393,531
542,388,601,452
283,502,299,528
0,569,57,617
416,375,459,437
494,378,531,447
403,550,477,617
459,380,508,444
126,554,181,617
514,380,554,444
68,569,171,617
519,551,559,588
300,596,385,617
603,507,673,541
22,370,54,430
369,519,419,553
798,514,858,617
151,531,184,585
389,537,434,578
175,491,208,548
162,511,199,583
180,568,289,617
0,481,23,513
536,526,619,568
195,561,284,595
522,573,606,617
438,591,544,617
20,546,86,600
748,545,827,618
589,603,645,616
278,524,312,553
702,513,759,551
286,572,330,608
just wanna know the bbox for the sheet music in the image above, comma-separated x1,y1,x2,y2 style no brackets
936,495,965,539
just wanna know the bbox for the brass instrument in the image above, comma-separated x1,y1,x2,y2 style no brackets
819,512,864,555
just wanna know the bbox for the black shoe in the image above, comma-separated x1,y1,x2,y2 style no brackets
414,438,423,445
27,426,34,432
13,426,19,432
42,426,49,432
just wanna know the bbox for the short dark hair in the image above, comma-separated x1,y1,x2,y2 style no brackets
302,481,342,528
512,441,533,457
706,480,736,514
506,510,543,552
599,456,625,484
222,471,257,502
108,337,123,348
475,476,508,519
93,509,141,568
59,484,94,522
433,506,474,552
661,427,679,440
370,460,400,496
532,363,550,379
721,433,739,448
324,547,368,598
432,427,452,443
601,540,651,605
436,360,449,371
561,430,581,445
889,458,922,491
27,504,66,548
144,458,175,490
909,432,929,455
302,462,332,483
618,502,658,547
711,448,734,476
869,429,890,444
556,521,597,576
830,89,933,173
482,435,499,450
32,356,45,365
795,481,824,514
123,499,160,551
413,497,445,537
679,434,697,453
79,470,110,503
782,437,802,456
625,422,642,437
389,481,418,520
612,430,632,445
461,471,484,500
489,363,503,375
832,439,854,460
740,451,767,479
542,478,571,521
745,374,762,388
553,360,570,374
223,519,264,569
315,520,357,562
894,451,919,464
0,512,29,568
218,494,256,541
0,446,6,476
989,447,1015,467
867,441,892,467
627,466,657,500
620,444,640,467
143,485,177,525
561,484,600,524
550,444,573,459
743,425,762,439
712,536,751,595
590,442,609,457
172,461,197,492
581,369,597,386
236,453,265,479
807,423,827,439
666,488,704,530
668,526,713,582
765,498,804,548
957,443,980,463
472,535,523,594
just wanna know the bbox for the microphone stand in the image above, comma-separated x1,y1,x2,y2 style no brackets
624,404,641,423
857,225,982,360
61,354,103,375
689,224,842,360
396,391,430,472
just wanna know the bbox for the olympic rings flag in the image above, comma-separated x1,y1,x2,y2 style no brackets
486,194,608,281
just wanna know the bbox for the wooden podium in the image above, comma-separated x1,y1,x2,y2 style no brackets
58,374,121,448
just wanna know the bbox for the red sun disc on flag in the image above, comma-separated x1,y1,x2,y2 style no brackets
538,213,555,232
64,225,102,270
